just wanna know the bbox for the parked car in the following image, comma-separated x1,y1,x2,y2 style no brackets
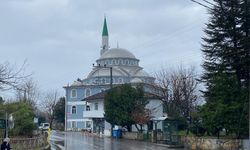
39,123,50,130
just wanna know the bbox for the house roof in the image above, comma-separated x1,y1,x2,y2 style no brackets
82,89,162,101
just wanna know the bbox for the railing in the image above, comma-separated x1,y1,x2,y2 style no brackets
0,135,47,150
83,111,104,118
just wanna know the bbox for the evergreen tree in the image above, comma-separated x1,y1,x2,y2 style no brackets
54,97,65,124
104,84,146,131
201,0,249,138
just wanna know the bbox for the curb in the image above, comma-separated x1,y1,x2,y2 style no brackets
154,143,184,149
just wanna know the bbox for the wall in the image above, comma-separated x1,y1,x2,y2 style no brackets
183,136,249,150
122,132,144,140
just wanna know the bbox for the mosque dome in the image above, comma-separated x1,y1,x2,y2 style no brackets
99,48,137,60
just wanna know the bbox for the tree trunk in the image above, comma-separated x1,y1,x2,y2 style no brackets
140,124,143,133
135,124,140,132
127,125,132,132
111,124,114,138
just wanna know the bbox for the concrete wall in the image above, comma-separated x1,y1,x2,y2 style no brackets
183,136,249,150
122,132,144,140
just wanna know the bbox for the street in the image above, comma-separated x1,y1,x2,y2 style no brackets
50,131,183,150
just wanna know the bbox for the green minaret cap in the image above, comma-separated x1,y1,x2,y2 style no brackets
102,17,109,36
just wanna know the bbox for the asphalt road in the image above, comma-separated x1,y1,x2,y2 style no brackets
50,131,183,150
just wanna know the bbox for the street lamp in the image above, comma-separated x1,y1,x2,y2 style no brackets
92,63,113,89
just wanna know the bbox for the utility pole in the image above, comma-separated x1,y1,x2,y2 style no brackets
92,64,113,89
92,63,113,136
5,112,8,138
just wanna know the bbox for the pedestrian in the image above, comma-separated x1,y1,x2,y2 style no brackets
1,137,11,150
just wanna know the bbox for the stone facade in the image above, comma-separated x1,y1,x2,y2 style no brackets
182,136,249,150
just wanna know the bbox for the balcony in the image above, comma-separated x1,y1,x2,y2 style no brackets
83,110,104,118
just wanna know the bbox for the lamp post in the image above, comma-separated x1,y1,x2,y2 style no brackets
92,63,113,136
5,112,8,138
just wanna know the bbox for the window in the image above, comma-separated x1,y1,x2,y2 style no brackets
85,88,91,97
102,78,105,84
72,106,76,114
94,102,98,110
119,78,123,83
72,121,77,128
86,121,91,128
126,60,129,65
112,59,115,64
71,89,77,98
86,105,90,111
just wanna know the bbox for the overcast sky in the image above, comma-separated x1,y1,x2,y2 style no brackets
0,0,209,98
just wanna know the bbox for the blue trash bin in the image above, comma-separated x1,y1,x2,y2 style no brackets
117,129,122,138
112,130,118,137
112,129,122,138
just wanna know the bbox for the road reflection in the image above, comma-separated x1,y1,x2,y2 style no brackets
50,131,182,150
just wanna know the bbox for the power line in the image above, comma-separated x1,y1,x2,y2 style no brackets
190,0,213,10
202,0,215,6
130,16,206,51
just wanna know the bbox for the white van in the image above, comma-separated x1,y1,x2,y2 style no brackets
39,123,50,130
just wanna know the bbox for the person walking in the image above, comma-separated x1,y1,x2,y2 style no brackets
1,138,11,150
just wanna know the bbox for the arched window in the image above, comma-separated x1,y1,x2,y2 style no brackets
86,105,90,111
72,106,76,114
71,89,77,98
126,60,129,65
119,78,123,83
85,88,91,97
102,78,105,84
112,59,115,65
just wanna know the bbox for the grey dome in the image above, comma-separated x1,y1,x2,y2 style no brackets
100,48,136,59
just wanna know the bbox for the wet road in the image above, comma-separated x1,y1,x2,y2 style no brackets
50,131,183,150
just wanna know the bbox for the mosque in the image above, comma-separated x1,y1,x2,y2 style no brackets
64,18,163,135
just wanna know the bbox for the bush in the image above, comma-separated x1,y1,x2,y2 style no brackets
0,102,36,137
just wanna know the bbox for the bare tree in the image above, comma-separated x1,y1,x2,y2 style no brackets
154,65,199,121
40,90,59,129
0,61,29,90
15,78,39,107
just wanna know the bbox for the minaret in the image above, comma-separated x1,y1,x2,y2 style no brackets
101,17,109,55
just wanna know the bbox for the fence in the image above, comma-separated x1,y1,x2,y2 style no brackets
0,135,47,150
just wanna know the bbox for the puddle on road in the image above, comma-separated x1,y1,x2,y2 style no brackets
49,140,64,150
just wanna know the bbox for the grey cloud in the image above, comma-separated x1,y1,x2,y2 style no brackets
0,0,209,98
